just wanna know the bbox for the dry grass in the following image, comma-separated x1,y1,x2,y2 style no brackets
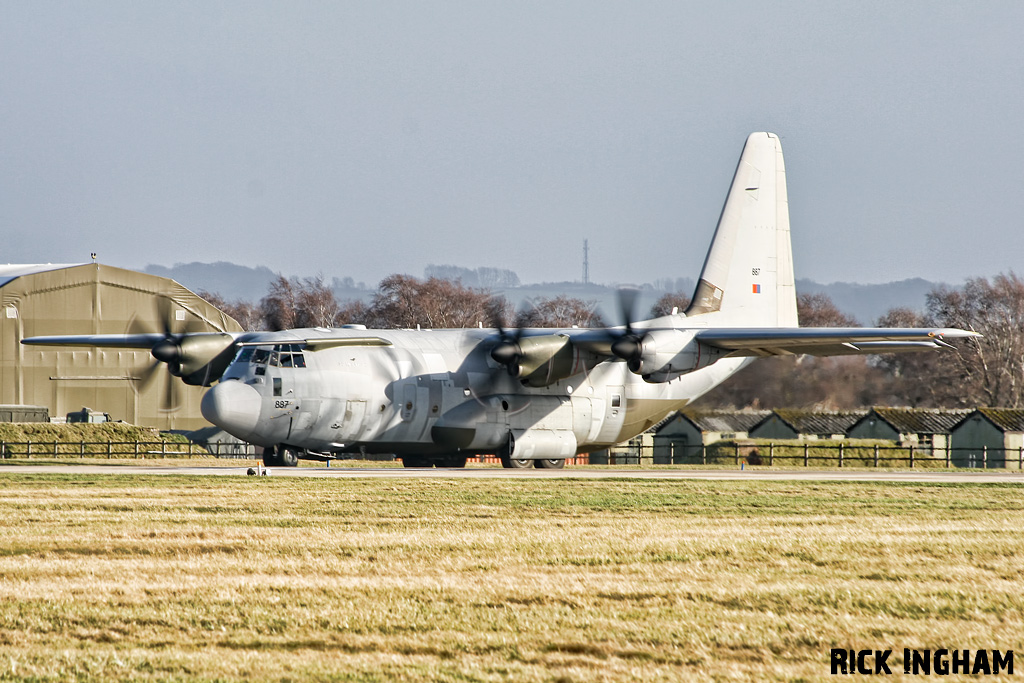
0,475,1021,682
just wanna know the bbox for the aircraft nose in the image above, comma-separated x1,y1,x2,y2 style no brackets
201,381,262,439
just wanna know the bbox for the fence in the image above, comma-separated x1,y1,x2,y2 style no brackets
0,440,206,459
1,438,1020,469
600,441,1024,469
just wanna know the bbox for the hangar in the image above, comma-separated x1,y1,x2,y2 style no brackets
0,263,242,431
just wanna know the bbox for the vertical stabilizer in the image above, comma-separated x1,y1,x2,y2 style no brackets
686,132,798,327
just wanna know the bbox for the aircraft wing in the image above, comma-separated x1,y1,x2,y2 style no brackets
693,327,979,357
20,333,234,348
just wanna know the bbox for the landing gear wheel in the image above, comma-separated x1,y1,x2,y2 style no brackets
264,445,300,467
279,447,300,467
436,456,468,468
535,458,565,469
402,456,432,468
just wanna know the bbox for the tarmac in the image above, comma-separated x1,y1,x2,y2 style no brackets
1,464,1022,484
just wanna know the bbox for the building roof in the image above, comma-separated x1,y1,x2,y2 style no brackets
860,407,972,434
966,408,1024,433
758,409,866,435
0,264,87,288
665,409,771,434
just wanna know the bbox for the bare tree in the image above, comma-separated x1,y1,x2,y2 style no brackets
364,275,495,329
927,274,1024,407
294,275,341,328
649,292,691,318
798,292,860,327
197,290,264,332
259,275,299,331
518,295,604,328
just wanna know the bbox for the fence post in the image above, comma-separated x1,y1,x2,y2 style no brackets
54,440,58,457
769,442,774,467
1019,446,1022,471
946,444,951,468
803,443,808,467
874,444,879,468
27,441,31,458
735,442,740,465
838,443,844,468
106,441,111,458
162,440,166,458
909,446,914,469
701,444,706,466
982,446,987,469
134,441,139,459
80,441,85,458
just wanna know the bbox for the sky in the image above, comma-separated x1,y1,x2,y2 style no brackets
2,1,1022,287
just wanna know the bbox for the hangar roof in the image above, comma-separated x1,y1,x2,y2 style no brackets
0,264,88,288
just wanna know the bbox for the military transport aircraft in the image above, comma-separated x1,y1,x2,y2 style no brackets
23,133,976,468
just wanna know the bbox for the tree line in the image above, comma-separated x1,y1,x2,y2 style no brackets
201,272,1024,409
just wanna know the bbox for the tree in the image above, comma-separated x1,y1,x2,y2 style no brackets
649,292,691,318
197,290,264,332
875,273,1024,408
364,275,495,329
797,292,859,327
294,275,341,328
518,295,604,328
259,275,299,331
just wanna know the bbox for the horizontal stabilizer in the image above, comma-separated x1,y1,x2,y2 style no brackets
695,327,979,358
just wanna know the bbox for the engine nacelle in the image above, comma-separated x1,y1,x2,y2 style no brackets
512,334,578,388
630,329,725,382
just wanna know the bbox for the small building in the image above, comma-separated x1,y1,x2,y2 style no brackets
749,409,865,441
846,407,969,456
949,408,1024,469
652,409,770,464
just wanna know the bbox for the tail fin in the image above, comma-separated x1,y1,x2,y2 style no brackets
685,132,798,327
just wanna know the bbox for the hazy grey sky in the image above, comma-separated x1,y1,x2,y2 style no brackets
2,1,1022,286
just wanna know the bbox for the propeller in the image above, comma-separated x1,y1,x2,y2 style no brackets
607,288,645,372
127,297,205,411
486,298,527,376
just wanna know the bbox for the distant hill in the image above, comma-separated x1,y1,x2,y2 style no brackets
145,261,942,324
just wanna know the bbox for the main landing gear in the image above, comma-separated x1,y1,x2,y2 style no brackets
263,445,300,467
497,433,566,469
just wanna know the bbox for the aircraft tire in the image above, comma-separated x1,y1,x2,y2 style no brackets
262,447,281,467
500,456,532,469
402,456,432,468
535,458,566,469
280,447,300,467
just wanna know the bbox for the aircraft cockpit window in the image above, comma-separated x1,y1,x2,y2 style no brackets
235,348,255,364
293,354,306,368
269,352,280,367
252,349,270,365
280,353,293,368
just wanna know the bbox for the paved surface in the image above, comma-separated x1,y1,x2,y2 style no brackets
1,464,1022,484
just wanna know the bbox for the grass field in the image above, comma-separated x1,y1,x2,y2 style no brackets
0,474,1021,682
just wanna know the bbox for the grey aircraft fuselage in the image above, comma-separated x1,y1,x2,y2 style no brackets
207,325,751,459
